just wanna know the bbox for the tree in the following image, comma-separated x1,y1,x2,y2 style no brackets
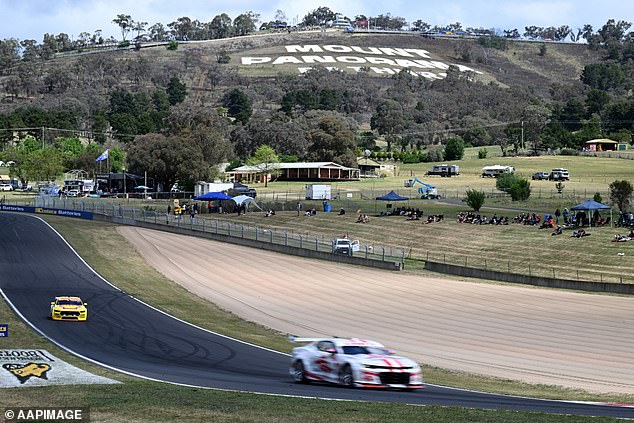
166,77,187,105
112,14,133,41
306,115,357,167
148,23,168,41
223,88,252,124
609,180,633,211
168,17,194,40
302,7,336,26
463,189,485,212
126,133,208,190
509,177,531,201
371,99,406,152
233,13,256,36
444,137,465,161
209,14,233,39
247,145,279,187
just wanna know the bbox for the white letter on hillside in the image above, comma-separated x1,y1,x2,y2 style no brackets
378,47,413,57
405,49,432,58
241,57,271,65
323,45,353,53
272,56,303,65
285,45,323,53
337,56,367,64
351,46,383,55
366,57,397,66
302,56,337,64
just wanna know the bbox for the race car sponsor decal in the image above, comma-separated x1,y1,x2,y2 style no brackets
0,349,118,388
0,324,7,337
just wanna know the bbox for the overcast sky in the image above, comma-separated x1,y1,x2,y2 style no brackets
1,0,633,41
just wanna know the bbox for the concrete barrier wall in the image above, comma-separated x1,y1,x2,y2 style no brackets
106,215,403,271
425,261,634,295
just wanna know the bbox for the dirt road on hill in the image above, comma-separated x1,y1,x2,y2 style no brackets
118,226,634,394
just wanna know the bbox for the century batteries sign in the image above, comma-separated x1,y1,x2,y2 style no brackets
241,44,483,79
0,205,93,220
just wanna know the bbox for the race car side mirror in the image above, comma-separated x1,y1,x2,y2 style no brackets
325,348,337,355
83,303,88,306
50,302,55,305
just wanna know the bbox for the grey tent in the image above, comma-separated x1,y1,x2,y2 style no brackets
571,199,612,227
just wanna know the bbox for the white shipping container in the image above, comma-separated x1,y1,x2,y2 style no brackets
305,184,331,200
195,182,234,197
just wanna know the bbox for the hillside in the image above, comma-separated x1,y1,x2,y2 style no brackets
1,31,600,112
0,30,615,190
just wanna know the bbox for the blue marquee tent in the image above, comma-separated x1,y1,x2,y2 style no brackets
571,199,612,227
194,191,232,201
375,191,409,201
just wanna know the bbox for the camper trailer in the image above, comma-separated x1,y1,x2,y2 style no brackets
426,164,460,177
481,165,515,178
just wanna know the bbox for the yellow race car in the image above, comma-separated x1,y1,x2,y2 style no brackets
50,296,88,321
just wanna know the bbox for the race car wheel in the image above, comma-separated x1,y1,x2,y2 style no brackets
293,361,308,384
339,364,354,387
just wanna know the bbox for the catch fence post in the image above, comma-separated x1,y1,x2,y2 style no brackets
255,225,258,241
382,247,385,261
270,229,273,243
285,231,288,246
300,235,303,249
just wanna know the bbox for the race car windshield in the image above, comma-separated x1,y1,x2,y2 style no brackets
57,299,82,306
342,346,391,355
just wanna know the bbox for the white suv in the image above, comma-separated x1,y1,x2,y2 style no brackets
0,183,13,191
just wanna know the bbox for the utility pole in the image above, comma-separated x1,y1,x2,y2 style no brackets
521,120,525,151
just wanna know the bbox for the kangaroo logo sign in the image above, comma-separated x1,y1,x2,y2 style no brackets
241,44,483,79
3,362,51,384
0,350,118,388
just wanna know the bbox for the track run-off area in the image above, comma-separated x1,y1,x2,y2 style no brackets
0,213,633,418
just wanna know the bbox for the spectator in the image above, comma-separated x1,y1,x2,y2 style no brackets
338,207,346,215
554,208,561,224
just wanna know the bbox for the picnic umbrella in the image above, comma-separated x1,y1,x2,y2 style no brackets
570,199,612,227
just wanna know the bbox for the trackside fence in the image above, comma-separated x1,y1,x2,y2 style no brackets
33,197,405,270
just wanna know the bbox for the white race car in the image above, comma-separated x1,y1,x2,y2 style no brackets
289,337,423,390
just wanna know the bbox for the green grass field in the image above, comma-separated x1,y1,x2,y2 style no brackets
0,215,632,422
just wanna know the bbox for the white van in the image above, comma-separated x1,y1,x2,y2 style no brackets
549,168,569,181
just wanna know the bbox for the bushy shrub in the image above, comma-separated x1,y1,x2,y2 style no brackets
593,192,603,203
402,152,423,163
463,189,486,211
166,40,178,51
560,148,579,156
478,148,488,159
496,173,518,192
509,178,531,201
426,145,444,162
118,41,131,48
496,174,531,201
444,137,465,161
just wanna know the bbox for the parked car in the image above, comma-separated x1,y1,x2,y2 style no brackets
0,183,13,191
333,238,360,256
66,189,81,197
531,172,550,180
228,182,257,198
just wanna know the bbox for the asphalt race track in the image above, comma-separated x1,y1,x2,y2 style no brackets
0,213,632,418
